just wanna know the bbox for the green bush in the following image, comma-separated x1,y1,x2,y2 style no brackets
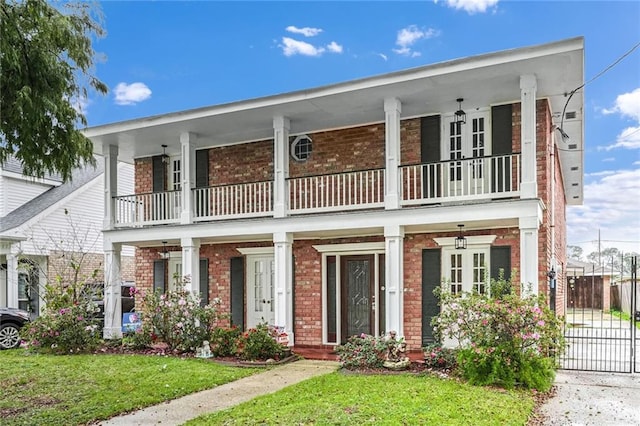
210,326,242,357
237,323,285,361
23,283,102,354
335,334,388,369
432,274,563,391
133,278,221,352
422,343,457,370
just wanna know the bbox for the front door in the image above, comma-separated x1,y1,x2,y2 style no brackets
168,256,182,291
246,256,275,328
341,255,375,340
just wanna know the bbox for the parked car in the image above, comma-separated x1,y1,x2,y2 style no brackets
83,281,136,327
0,307,30,349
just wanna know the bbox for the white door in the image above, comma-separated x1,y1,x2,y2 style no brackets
168,255,182,291
443,248,490,295
246,256,275,328
443,111,490,196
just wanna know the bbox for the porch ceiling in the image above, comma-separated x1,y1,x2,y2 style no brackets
86,37,584,204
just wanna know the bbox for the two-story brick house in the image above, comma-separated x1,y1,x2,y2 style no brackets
86,37,584,351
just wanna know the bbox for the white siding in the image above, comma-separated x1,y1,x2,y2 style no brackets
2,176,52,216
17,163,135,258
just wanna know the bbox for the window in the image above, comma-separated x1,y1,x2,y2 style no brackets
171,158,181,191
435,235,496,296
291,135,312,162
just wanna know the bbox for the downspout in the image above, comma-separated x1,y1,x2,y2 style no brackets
549,120,557,313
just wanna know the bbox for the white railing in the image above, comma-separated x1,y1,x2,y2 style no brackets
193,181,273,220
114,190,182,227
400,153,520,205
288,168,385,214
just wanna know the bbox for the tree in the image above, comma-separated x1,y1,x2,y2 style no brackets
567,245,583,260
0,0,107,181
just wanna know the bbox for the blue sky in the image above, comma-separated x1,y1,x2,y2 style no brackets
85,0,640,256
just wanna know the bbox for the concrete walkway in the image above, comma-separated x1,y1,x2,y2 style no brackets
540,370,640,425
100,359,340,426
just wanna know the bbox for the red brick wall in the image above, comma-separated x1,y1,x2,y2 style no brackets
47,251,134,284
289,123,385,178
135,157,153,194
400,118,421,165
209,141,273,185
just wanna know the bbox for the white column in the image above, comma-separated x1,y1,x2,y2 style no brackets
273,116,290,218
519,216,540,297
103,144,118,230
273,232,294,345
103,242,122,339
6,253,18,308
520,74,538,199
384,224,404,336
181,237,200,295
180,132,196,224
384,98,402,210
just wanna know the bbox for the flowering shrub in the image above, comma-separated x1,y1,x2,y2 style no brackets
23,283,102,354
133,279,221,352
210,326,242,357
236,323,286,361
432,277,563,391
335,333,388,369
422,343,457,370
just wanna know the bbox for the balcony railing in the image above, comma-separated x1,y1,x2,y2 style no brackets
193,180,273,221
112,155,520,227
400,153,520,205
114,190,182,226
288,168,385,214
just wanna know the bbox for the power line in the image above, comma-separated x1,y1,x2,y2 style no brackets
559,40,640,138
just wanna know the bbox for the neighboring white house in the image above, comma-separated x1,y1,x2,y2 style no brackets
0,156,134,317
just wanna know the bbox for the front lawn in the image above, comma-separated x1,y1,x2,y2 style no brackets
0,350,259,426
187,372,536,425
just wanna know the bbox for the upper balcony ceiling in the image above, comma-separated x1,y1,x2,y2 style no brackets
86,37,584,188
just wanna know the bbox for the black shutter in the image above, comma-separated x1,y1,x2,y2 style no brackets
153,260,166,294
199,258,209,306
491,105,513,192
195,149,209,188
195,150,209,215
230,257,245,329
152,156,165,192
422,248,441,346
490,246,512,281
491,104,513,155
421,115,441,198
421,115,441,163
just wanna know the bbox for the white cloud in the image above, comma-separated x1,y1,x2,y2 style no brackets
71,95,89,115
568,168,640,254
599,126,640,151
281,37,324,57
378,53,388,61
286,26,323,37
601,87,640,121
437,0,499,14
280,37,344,57
393,25,439,57
114,82,152,105
601,157,615,162
327,41,343,54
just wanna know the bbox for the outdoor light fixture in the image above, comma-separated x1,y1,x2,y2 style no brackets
159,241,169,260
455,224,467,250
454,98,466,125
161,144,169,164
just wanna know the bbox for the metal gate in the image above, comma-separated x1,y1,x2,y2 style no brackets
559,256,638,373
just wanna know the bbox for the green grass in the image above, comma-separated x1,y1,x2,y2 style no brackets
610,309,640,329
186,372,536,426
0,349,259,426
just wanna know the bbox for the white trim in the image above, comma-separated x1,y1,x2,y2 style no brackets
434,235,497,247
313,242,385,253
237,247,274,255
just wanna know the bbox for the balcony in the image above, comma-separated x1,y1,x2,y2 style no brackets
112,154,520,228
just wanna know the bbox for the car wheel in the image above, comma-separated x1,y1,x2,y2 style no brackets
0,324,21,349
